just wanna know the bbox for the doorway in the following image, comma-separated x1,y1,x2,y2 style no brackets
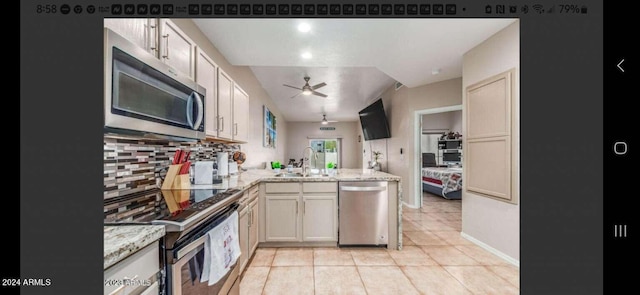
308,139,340,170
413,105,463,208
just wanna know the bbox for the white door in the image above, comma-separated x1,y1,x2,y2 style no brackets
265,195,300,242
302,195,338,241
232,85,249,142
217,69,234,140
195,48,218,137
159,19,195,78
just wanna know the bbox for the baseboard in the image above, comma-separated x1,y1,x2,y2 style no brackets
402,201,420,209
460,232,520,267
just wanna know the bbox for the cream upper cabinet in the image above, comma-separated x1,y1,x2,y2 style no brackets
158,19,196,79
104,18,158,55
232,85,249,143
302,195,338,242
217,69,234,140
195,48,218,137
105,18,194,79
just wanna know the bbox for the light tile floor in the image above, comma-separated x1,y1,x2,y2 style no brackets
240,192,519,294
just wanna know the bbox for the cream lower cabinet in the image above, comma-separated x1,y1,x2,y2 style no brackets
302,195,338,241
104,243,160,295
264,182,337,243
248,197,259,254
265,195,300,241
238,204,249,274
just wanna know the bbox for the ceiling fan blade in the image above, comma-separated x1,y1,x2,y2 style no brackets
311,82,326,90
311,91,328,98
283,84,303,90
290,92,302,99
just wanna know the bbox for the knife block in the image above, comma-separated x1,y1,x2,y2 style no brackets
162,164,191,190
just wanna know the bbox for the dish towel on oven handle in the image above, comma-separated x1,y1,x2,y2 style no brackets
200,211,241,286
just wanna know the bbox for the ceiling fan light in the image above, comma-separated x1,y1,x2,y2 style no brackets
321,120,328,125
302,89,312,95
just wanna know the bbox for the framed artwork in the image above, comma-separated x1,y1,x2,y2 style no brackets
263,105,277,148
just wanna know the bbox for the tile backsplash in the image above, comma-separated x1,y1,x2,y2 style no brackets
103,136,240,222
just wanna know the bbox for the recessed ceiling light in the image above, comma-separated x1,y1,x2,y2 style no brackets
301,52,312,59
297,23,311,33
432,68,441,75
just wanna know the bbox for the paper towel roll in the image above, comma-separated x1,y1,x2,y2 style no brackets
217,152,229,176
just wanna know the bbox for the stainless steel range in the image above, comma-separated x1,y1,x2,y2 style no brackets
105,187,244,295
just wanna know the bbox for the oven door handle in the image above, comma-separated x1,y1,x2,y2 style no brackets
176,233,207,261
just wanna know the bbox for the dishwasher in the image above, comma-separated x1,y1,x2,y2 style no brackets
338,181,388,246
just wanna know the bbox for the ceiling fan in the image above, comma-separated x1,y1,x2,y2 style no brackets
283,76,327,98
317,114,338,125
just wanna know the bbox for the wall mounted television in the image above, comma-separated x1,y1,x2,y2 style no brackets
358,98,391,141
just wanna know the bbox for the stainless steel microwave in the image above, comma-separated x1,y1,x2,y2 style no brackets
104,28,206,140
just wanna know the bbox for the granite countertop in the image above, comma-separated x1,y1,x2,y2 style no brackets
104,225,165,269
213,168,401,192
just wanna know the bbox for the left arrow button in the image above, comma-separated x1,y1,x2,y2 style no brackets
618,59,625,72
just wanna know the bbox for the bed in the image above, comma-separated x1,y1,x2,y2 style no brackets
421,167,463,200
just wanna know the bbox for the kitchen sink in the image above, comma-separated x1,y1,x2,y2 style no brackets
274,172,330,178
306,174,330,178
274,172,304,177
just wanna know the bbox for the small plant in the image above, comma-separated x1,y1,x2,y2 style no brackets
271,161,281,169
326,162,334,169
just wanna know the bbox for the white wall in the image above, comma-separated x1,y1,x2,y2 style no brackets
171,19,287,169
421,112,456,132
462,20,520,262
450,111,463,133
286,122,360,168
360,78,462,207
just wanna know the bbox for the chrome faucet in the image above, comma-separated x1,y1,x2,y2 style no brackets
301,146,317,177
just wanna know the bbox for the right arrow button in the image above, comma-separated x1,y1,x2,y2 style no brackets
618,59,625,72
